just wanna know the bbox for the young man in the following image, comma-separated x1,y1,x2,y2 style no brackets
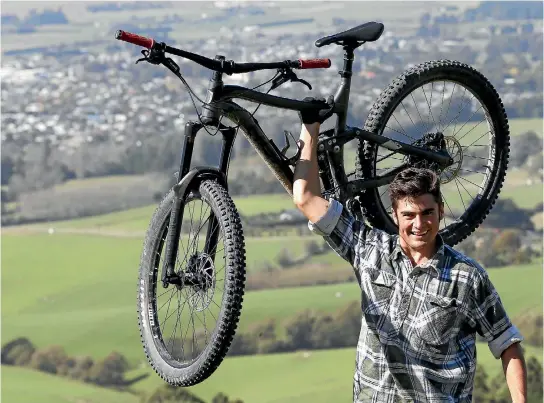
293,98,527,402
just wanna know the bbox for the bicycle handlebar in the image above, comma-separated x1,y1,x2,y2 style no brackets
115,30,155,49
115,30,331,74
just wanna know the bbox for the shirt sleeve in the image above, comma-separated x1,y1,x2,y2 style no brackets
307,198,375,269
469,269,524,359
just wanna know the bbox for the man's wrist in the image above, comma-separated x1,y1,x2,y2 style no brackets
302,122,320,136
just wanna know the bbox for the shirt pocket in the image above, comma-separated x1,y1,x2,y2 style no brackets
415,293,460,346
363,269,396,316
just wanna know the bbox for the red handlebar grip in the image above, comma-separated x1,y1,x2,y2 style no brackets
115,30,154,49
298,58,331,69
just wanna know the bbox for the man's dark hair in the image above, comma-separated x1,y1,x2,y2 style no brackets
389,168,442,210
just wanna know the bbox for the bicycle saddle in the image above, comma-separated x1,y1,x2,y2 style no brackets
315,22,384,47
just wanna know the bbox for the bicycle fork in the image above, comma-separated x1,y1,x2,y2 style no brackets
161,118,236,289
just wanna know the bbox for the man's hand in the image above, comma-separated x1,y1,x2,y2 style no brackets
298,96,335,124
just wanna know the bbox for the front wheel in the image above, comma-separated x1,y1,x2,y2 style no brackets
137,180,246,386
356,60,510,246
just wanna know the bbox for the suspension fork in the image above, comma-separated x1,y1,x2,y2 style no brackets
161,123,236,288
162,121,200,288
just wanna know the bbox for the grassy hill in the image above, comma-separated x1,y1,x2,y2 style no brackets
4,343,542,403
1,365,139,403
2,225,542,367
130,342,543,403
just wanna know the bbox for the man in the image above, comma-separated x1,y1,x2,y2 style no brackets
292,98,527,402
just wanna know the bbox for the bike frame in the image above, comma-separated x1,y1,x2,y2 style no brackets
176,48,452,198
156,46,453,286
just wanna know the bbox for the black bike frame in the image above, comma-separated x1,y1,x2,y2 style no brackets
159,46,453,285
190,48,452,198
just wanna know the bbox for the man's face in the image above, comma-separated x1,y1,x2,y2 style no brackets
392,194,443,254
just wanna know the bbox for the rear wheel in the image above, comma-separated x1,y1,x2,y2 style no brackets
356,60,510,246
137,180,246,386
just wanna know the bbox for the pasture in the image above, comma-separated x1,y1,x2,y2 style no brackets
1,365,138,403
2,222,542,367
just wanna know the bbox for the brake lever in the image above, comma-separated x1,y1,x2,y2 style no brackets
294,78,312,90
135,49,163,65
270,68,312,91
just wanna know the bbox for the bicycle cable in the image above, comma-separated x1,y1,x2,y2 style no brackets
174,68,281,137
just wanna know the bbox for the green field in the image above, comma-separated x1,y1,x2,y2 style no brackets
1,365,139,403
6,338,542,403
2,224,542,367
132,341,543,403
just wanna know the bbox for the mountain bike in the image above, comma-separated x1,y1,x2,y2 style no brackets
116,22,510,387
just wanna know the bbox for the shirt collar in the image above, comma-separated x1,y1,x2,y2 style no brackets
390,233,446,274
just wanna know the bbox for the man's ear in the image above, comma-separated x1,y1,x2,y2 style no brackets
392,209,398,225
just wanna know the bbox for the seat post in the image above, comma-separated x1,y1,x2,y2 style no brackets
334,45,356,133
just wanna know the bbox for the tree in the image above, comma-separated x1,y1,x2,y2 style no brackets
87,351,129,386
29,345,68,375
526,356,544,401
1,337,35,366
284,310,317,350
145,383,206,403
510,131,542,168
472,365,491,403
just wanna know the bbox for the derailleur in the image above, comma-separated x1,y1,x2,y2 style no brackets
408,132,448,171
269,68,312,91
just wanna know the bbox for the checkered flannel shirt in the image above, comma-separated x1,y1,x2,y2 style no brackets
308,199,523,403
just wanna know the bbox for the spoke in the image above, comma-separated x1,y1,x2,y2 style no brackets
410,92,426,132
442,195,457,221
455,118,486,143
458,174,484,190
167,290,183,352
385,124,411,138
456,177,476,200
459,167,484,175
391,113,412,141
443,82,457,131
421,85,437,130
464,154,488,160
157,286,176,300
400,101,418,140
444,87,469,134
453,104,484,138
158,288,176,313
159,289,176,336
181,294,198,361
437,80,447,131
454,179,467,212
462,131,491,149
194,202,210,255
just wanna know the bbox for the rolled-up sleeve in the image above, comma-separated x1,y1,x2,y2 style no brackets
307,198,376,271
307,198,343,236
470,269,524,359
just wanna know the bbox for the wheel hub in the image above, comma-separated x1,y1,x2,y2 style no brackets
181,253,216,312
408,132,459,183
439,136,463,183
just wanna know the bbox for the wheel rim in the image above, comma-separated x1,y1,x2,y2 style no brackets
148,192,227,368
368,78,498,233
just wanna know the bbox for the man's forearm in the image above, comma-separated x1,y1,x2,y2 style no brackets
501,343,527,403
293,123,329,223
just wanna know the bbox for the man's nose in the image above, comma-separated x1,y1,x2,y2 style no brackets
414,215,424,228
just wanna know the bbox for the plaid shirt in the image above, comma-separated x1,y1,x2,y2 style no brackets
308,199,523,403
